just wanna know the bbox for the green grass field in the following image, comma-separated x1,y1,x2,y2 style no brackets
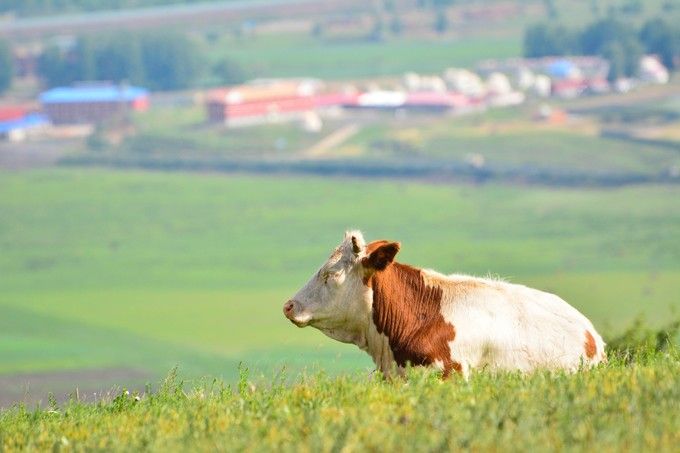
125,106,328,156
206,34,522,80
0,169,678,387
1,354,679,451
345,113,680,177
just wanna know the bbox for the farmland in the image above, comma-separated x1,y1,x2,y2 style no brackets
0,169,678,390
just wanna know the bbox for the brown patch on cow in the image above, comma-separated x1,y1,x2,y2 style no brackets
584,330,597,359
369,261,459,378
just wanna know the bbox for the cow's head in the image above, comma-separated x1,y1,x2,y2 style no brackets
283,230,400,344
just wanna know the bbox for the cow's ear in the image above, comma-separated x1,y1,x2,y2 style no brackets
351,235,362,255
364,242,400,271
346,230,365,256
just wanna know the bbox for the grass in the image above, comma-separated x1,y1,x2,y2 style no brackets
1,351,679,451
105,93,680,183
343,109,680,177
0,168,678,385
118,106,322,157
208,33,522,80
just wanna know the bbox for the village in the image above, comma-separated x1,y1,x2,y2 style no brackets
0,54,672,143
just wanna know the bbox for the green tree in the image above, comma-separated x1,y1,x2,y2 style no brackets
37,45,81,88
140,32,203,90
94,34,145,84
434,10,448,35
213,58,246,85
0,39,13,94
389,15,404,36
580,19,642,79
77,36,97,81
601,41,626,82
580,19,635,55
523,23,577,57
640,18,680,70
543,0,559,19
368,16,385,42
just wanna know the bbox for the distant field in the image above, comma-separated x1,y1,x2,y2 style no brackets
122,106,322,157
0,169,678,394
345,112,680,177
207,33,522,79
117,101,680,184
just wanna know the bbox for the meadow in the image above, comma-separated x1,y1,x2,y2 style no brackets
0,164,679,450
0,169,678,386
205,33,522,80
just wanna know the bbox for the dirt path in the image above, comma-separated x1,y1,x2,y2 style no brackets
302,123,360,158
0,368,152,408
1,0,366,39
564,81,680,112
0,141,75,170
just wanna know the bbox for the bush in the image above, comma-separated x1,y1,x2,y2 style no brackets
0,39,12,94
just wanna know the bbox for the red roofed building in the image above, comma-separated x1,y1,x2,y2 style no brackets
404,91,472,112
0,106,28,122
206,79,348,127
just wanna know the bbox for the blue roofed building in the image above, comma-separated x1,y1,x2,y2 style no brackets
39,84,149,125
0,107,49,142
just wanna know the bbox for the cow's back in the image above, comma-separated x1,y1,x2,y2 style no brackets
427,271,606,374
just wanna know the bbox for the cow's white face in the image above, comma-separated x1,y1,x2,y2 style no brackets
283,230,400,345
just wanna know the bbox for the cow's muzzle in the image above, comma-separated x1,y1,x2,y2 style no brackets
283,299,308,327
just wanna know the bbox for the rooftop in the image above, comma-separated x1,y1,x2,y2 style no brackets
0,113,49,134
40,85,148,104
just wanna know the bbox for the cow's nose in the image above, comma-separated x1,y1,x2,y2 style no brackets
283,300,296,318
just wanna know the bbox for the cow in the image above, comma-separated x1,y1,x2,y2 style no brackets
283,230,606,378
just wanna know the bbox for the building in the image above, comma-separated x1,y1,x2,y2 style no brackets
0,107,49,142
206,79,336,127
639,55,670,84
40,84,149,125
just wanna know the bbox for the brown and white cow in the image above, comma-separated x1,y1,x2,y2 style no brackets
283,231,606,378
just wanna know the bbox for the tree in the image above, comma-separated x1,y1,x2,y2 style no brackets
580,18,636,55
523,23,577,57
311,22,324,39
0,39,13,94
368,16,385,42
601,41,626,82
37,45,82,88
389,15,404,36
93,34,145,84
140,32,203,90
580,19,642,79
76,36,97,81
640,18,680,70
213,58,247,85
434,10,448,35
35,30,206,91
543,0,559,19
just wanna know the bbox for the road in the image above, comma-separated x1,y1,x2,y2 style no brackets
0,0,367,39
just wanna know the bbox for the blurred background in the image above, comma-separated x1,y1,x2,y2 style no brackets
0,0,678,406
